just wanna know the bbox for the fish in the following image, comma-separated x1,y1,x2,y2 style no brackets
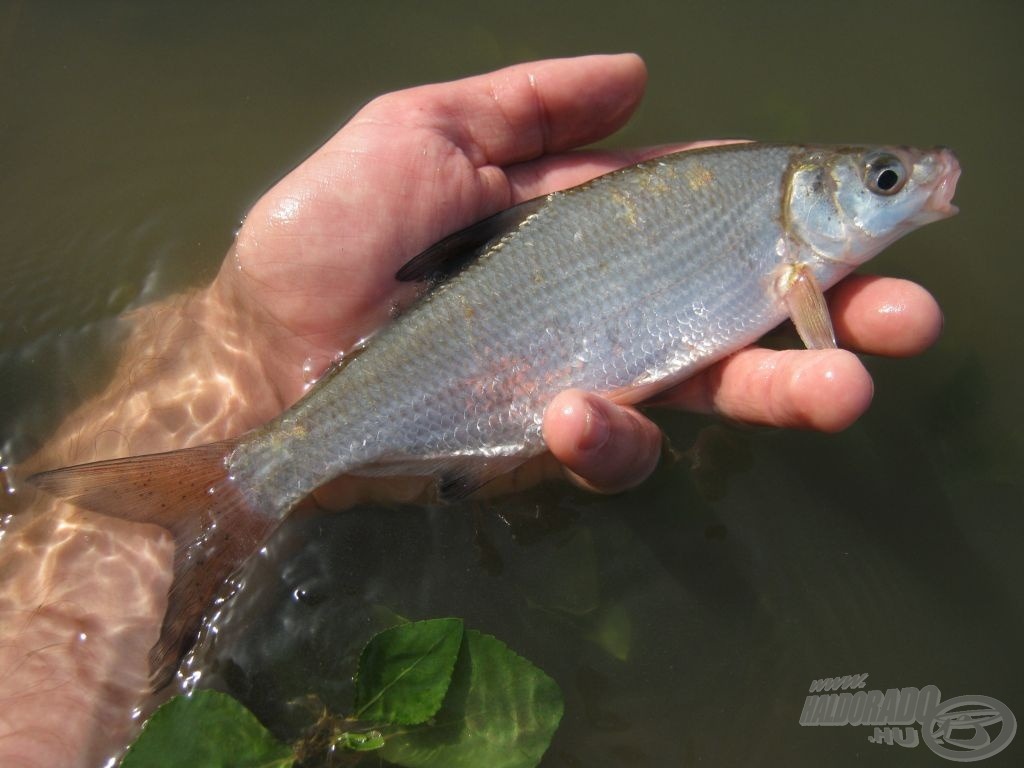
30,143,961,684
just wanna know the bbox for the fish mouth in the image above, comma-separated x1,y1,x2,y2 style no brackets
927,147,961,217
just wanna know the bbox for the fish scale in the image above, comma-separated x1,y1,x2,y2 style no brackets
228,144,929,513
30,141,959,684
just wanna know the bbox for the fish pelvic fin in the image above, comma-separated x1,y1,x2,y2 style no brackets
349,455,529,503
29,439,279,689
435,456,529,502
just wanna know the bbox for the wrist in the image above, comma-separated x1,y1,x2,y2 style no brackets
25,277,285,473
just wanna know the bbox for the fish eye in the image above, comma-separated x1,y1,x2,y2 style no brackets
863,153,908,196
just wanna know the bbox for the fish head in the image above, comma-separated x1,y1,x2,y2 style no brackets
785,145,961,268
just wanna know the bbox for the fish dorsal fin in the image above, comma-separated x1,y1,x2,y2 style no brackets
395,195,549,283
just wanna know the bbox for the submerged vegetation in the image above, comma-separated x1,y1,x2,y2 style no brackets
122,619,563,768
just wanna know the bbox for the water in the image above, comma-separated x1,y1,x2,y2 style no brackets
2,1,1022,765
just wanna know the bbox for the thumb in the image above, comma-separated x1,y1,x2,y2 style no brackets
543,389,662,494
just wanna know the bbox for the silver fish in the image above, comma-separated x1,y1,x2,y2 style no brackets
32,143,961,682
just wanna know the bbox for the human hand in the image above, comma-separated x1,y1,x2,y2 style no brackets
212,53,941,501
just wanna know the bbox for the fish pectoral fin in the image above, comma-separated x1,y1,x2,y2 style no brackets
395,196,549,282
781,265,837,350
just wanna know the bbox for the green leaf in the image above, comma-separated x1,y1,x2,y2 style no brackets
121,690,293,768
353,617,464,725
380,630,564,768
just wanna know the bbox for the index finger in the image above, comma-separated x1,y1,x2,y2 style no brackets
355,53,649,168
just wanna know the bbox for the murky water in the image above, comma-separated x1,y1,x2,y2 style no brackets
2,1,1023,766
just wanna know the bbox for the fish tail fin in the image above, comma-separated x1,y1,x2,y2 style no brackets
29,439,279,689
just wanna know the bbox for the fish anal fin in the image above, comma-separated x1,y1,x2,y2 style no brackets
395,196,549,283
780,264,837,350
29,439,279,689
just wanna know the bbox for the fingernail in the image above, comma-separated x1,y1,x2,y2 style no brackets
576,396,610,453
